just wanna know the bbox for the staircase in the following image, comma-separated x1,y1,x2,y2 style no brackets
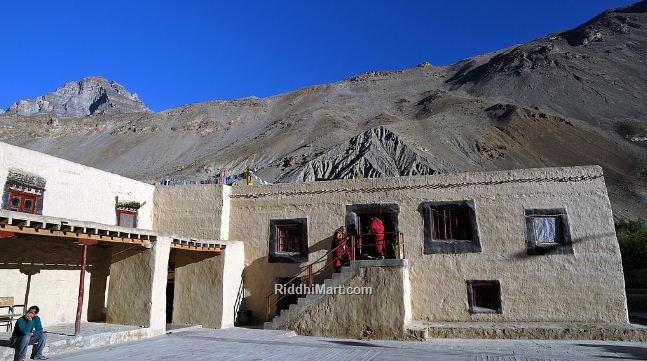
263,257,411,340
264,261,358,330
263,231,405,324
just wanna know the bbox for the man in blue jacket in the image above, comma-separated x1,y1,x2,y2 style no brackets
10,306,48,361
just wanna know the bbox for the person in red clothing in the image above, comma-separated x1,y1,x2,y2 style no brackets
332,226,352,272
368,217,386,259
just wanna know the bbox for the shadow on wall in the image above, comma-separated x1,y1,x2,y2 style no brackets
241,231,352,325
509,232,618,260
0,236,111,323
242,255,309,325
169,249,220,326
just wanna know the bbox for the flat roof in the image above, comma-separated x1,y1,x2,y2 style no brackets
0,209,226,253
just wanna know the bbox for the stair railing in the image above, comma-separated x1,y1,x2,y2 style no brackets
265,231,405,322
233,272,245,326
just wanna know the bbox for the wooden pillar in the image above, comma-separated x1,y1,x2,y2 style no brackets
75,239,97,336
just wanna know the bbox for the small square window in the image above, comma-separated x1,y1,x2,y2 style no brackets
117,209,138,228
23,199,34,212
422,200,481,254
277,224,303,253
430,206,473,241
6,190,40,214
269,219,308,263
532,216,560,245
525,209,573,255
467,280,502,314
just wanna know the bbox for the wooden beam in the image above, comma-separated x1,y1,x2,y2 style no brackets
0,224,151,246
170,243,222,254
0,219,220,254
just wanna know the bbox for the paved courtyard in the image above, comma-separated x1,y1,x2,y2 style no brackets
46,327,647,361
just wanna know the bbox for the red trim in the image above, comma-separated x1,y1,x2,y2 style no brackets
276,224,301,253
116,208,138,228
6,189,39,214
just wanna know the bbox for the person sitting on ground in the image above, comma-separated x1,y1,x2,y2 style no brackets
10,306,48,361
333,226,352,272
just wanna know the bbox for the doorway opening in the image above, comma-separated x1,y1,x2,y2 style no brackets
166,259,176,324
346,204,400,259
275,277,303,316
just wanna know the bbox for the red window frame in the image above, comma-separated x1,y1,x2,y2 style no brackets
116,208,138,228
6,189,39,214
276,224,302,253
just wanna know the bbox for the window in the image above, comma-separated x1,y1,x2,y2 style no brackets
269,218,308,263
3,169,46,215
6,189,40,214
117,208,138,228
421,200,481,254
467,280,502,314
277,224,303,253
430,206,472,241
525,208,573,255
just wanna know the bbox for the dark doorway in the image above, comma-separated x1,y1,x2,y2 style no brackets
356,211,396,259
275,277,302,315
346,204,400,259
166,260,175,323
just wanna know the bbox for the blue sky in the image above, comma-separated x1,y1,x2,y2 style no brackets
0,0,636,112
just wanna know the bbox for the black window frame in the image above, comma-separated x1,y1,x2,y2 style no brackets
525,208,573,255
421,200,481,254
268,218,309,263
466,280,502,314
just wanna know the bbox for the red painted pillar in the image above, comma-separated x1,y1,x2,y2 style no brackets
74,239,97,336
75,243,88,336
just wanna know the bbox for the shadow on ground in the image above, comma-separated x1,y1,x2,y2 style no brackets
323,340,393,348
576,343,647,360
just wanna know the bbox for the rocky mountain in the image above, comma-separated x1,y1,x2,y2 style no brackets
0,1,645,220
6,76,150,118
275,126,442,182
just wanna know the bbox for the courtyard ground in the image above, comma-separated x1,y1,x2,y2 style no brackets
47,327,647,361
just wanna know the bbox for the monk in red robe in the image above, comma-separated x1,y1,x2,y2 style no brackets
333,226,352,272
368,217,386,259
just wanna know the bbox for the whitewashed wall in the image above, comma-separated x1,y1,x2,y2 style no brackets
0,142,154,229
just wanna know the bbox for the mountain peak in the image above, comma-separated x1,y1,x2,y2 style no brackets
6,76,150,118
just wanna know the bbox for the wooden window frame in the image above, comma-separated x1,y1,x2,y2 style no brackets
467,280,502,314
116,208,138,228
430,206,472,241
268,218,308,263
276,224,303,253
422,200,481,254
6,189,40,214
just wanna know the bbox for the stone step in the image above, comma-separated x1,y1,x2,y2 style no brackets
405,321,647,342
0,324,164,361
267,263,364,329
297,297,309,306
